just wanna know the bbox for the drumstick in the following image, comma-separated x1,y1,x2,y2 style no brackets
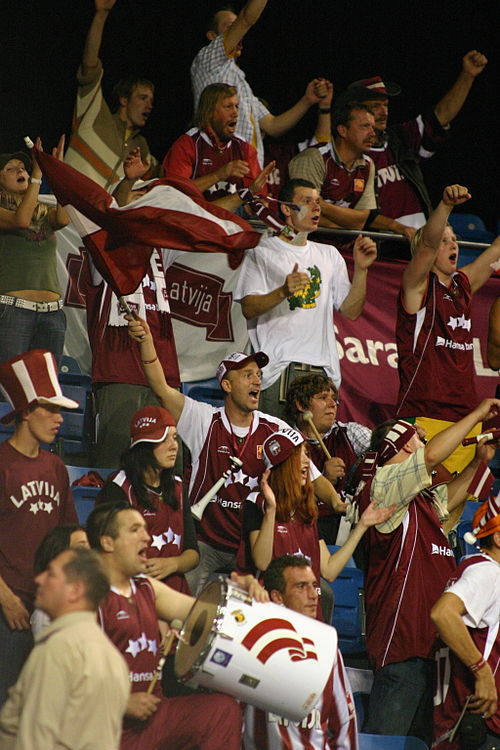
302,411,332,460
147,618,183,694
462,428,500,446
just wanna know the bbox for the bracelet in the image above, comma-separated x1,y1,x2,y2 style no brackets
30,178,42,185
469,657,487,673
365,209,380,228
141,356,158,365
318,107,331,114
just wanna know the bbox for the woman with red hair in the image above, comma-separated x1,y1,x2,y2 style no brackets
241,427,394,618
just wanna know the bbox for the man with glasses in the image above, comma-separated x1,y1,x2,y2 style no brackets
235,178,377,420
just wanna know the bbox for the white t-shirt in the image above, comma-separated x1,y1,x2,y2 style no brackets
234,235,351,389
446,553,500,632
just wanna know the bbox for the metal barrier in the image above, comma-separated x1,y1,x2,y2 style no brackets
250,220,491,251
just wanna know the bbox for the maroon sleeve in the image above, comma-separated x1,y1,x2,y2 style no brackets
162,135,197,179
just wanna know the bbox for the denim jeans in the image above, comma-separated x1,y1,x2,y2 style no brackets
184,540,236,597
0,303,66,366
363,657,434,746
0,608,33,708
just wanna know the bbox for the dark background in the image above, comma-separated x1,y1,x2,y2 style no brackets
2,0,499,229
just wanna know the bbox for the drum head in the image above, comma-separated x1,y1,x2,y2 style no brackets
175,579,223,680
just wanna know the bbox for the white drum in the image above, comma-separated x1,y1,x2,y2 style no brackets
175,577,337,722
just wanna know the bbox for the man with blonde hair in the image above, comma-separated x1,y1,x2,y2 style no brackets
163,82,271,212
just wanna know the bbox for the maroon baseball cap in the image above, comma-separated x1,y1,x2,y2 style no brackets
216,351,269,384
130,406,176,448
348,76,401,97
262,428,304,469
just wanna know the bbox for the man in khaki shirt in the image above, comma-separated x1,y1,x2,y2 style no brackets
0,548,129,750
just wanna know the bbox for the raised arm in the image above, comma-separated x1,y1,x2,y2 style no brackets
222,0,268,55
127,315,185,422
423,398,500,472
431,591,497,719
445,438,498,520
488,297,500,370
339,235,377,320
112,147,150,206
249,470,277,571
434,50,488,127
319,500,396,581
461,236,500,294
81,0,116,75
0,142,43,231
401,184,471,314
259,79,331,138
313,80,333,143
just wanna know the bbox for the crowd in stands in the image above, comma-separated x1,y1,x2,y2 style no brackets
0,1,499,749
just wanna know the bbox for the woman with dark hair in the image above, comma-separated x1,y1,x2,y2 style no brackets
241,427,394,619
0,137,70,364
31,524,89,635
96,405,199,594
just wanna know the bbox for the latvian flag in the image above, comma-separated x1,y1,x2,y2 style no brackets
34,149,261,297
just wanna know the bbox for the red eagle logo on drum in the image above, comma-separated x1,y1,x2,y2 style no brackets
241,618,318,664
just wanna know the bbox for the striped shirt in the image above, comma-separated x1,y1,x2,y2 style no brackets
191,35,269,164
65,61,157,191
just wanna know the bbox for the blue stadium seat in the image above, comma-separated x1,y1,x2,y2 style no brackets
0,402,14,443
358,734,428,750
58,361,93,457
325,551,365,653
66,465,114,524
181,378,224,408
449,213,495,244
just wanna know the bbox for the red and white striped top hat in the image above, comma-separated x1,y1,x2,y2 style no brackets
0,349,79,424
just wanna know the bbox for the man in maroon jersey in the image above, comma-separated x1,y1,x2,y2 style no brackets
431,494,500,749
350,50,488,232
285,373,371,545
288,98,415,240
244,554,358,750
86,500,267,750
163,83,272,212
396,184,500,483
354,398,500,744
0,349,78,706
127,315,345,595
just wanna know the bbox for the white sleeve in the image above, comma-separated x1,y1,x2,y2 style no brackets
234,248,270,300
446,562,500,629
177,397,218,461
331,250,352,311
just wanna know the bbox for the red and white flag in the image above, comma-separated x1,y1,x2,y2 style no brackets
35,149,261,296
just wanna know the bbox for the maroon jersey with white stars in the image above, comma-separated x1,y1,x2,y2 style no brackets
396,270,477,421
163,129,264,202
177,399,288,552
0,441,76,608
98,577,162,698
97,472,193,594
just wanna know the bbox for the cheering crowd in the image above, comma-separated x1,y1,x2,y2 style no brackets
0,1,499,749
